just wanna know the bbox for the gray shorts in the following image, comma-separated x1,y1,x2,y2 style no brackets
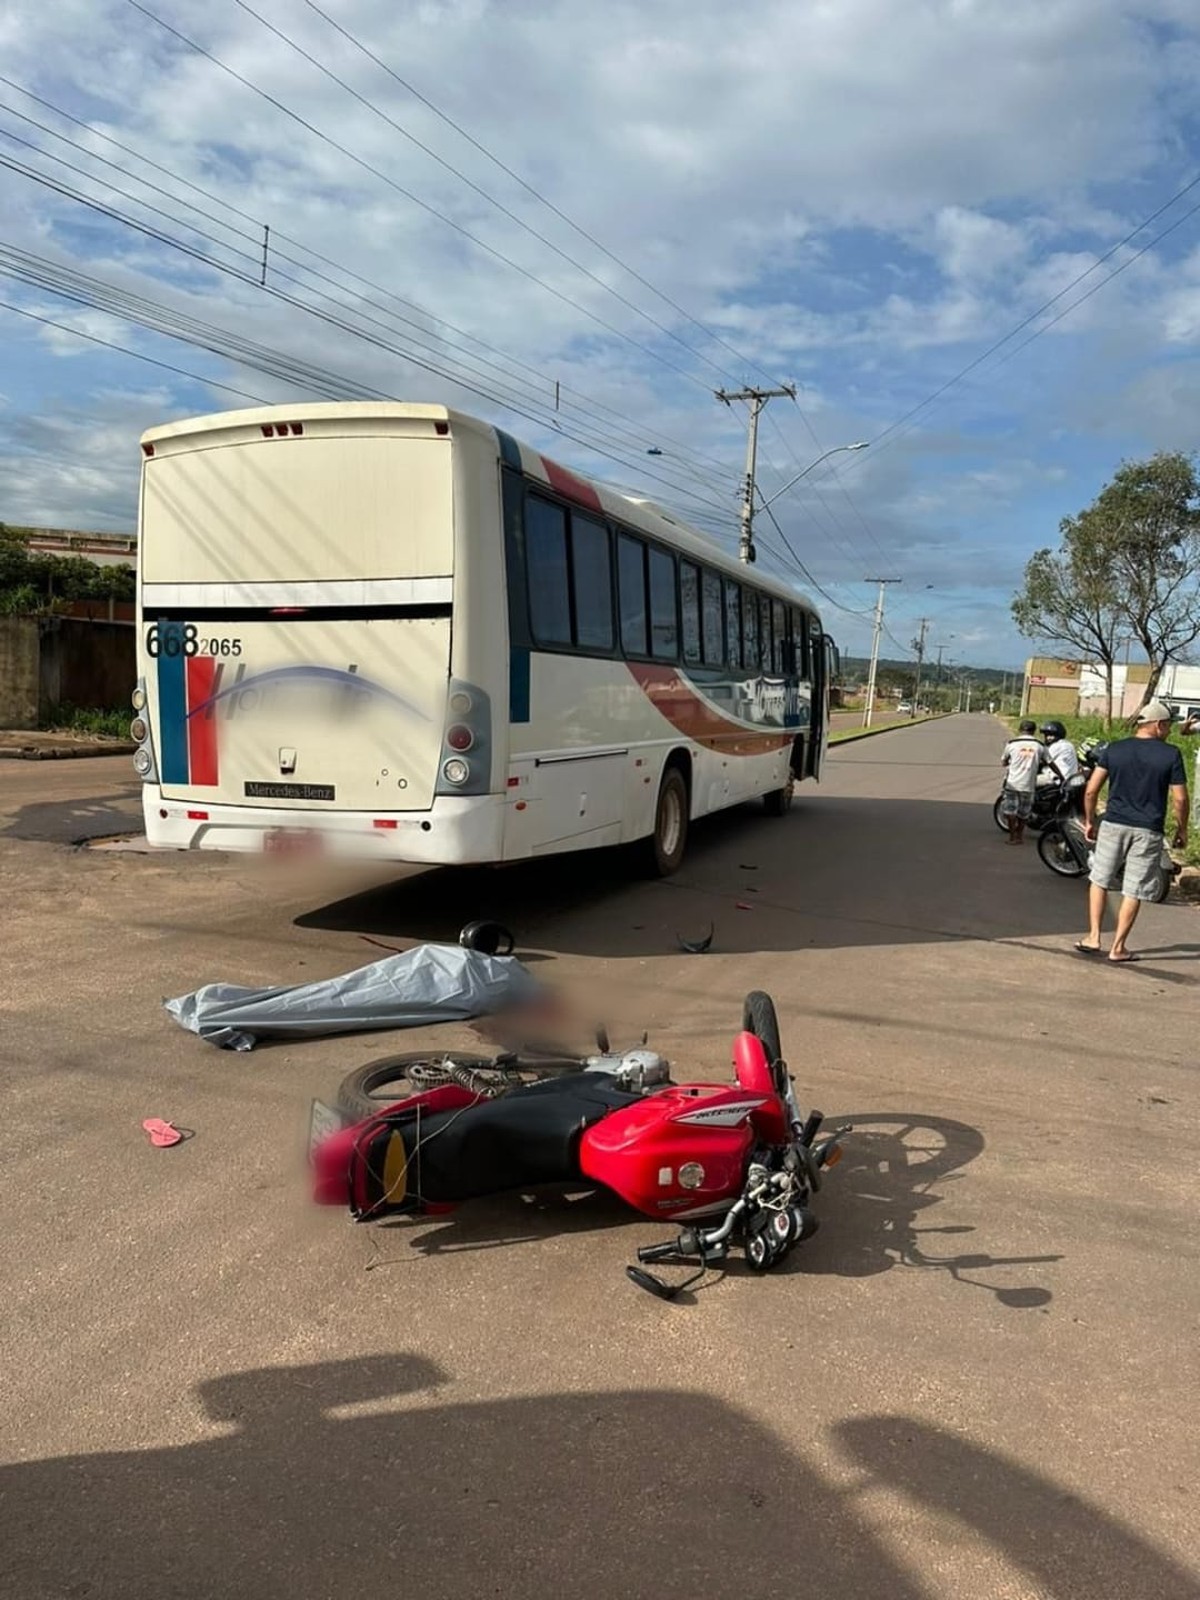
1088,822,1164,901
1001,785,1033,820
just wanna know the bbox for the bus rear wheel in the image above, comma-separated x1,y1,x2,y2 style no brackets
643,766,689,877
764,774,794,816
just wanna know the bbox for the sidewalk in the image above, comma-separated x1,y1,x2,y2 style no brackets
0,731,134,760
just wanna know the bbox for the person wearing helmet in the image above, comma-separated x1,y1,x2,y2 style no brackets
999,719,1050,844
1040,720,1079,781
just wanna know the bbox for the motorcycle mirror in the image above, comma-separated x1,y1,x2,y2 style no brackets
625,1266,680,1300
596,1024,610,1054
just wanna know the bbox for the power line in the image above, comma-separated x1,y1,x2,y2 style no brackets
0,296,270,402
0,240,742,523
285,0,897,570
296,0,782,386
851,167,1200,464
0,73,740,485
0,149,738,515
0,116,734,498
125,0,725,399
233,0,743,387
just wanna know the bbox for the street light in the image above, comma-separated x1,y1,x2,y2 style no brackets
757,442,869,511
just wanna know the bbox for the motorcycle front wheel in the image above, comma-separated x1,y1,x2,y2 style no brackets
1037,827,1086,878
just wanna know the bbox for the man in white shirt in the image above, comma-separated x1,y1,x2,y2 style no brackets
1000,720,1049,845
1040,720,1079,781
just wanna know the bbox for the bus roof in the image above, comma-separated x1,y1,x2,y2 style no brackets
140,402,821,617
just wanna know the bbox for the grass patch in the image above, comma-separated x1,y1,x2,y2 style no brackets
38,704,130,739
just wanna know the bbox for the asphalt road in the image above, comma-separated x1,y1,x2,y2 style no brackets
2,716,1197,1600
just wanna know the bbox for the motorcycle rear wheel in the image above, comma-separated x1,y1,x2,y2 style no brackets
336,1051,580,1120
1037,827,1086,878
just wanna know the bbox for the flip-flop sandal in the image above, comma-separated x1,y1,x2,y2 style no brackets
1108,954,1139,965
1073,942,1103,956
142,1117,184,1147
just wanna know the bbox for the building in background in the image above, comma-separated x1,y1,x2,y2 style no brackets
1022,657,1200,719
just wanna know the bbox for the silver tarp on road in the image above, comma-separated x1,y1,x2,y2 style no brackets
163,943,541,1051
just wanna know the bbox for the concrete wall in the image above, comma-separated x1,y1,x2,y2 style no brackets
38,619,135,714
0,617,134,729
0,617,40,728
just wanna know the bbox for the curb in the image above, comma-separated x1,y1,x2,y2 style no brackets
830,714,953,747
0,742,135,761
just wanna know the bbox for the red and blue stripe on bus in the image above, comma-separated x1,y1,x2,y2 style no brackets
155,622,219,786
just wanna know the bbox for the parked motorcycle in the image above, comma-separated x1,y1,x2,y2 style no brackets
992,739,1103,835
310,993,848,1298
1037,789,1177,902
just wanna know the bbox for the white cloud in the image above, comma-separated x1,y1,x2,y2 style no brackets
1,0,1199,658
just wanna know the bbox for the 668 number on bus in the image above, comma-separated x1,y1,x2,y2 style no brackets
145,624,242,658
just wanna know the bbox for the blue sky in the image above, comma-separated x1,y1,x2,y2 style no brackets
3,0,1200,666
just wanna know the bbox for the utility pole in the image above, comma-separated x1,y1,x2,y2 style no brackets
862,578,902,728
910,617,930,717
716,384,796,564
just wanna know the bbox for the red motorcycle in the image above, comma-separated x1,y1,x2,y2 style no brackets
310,992,848,1298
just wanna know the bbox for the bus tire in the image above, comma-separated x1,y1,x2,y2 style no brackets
643,765,689,877
764,775,794,816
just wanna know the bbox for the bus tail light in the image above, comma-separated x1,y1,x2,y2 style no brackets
130,678,158,783
436,681,491,798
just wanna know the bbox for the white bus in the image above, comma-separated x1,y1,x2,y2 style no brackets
131,403,836,874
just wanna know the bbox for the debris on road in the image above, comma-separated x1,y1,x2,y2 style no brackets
164,943,542,1051
676,924,714,954
142,1117,185,1147
459,920,516,956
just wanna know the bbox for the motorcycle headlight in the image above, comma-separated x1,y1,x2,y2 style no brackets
678,1162,705,1190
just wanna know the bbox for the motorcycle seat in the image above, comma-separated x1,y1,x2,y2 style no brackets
382,1072,640,1203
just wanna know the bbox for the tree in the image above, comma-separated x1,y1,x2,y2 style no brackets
1086,452,1200,706
1012,517,1124,723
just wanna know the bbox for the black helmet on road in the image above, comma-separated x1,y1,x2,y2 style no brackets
1040,720,1066,741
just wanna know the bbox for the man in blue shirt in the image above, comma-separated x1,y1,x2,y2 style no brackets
1076,700,1189,963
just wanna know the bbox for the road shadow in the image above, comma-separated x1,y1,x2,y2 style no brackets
336,1108,1055,1308
1,785,142,844
834,1414,1199,1599
0,1355,927,1600
793,1112,1059,1308
294,795,1118,959
3,1356,1193,1599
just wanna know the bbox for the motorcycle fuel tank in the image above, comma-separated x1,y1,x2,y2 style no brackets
579,1084,766,1220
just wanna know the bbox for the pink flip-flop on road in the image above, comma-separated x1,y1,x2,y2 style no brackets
142,1117,185,1147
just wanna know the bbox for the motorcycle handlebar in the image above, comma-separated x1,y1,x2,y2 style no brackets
637,1241,682,1264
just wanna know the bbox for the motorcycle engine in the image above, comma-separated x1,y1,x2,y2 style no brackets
587,1048,670,1091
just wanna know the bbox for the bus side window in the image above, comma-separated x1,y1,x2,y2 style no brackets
725,580,742,671
526,495,572,646
742,586,759,670
772,600,787,675
618,533,649,656
648,546,678,661
680,561,701,664
701,569,724,666
571,513,613,651
759,594,773,675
